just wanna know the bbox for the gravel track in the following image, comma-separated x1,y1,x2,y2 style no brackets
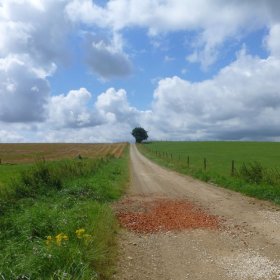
113,144,280,280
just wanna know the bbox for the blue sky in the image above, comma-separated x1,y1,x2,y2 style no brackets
0,0,280,142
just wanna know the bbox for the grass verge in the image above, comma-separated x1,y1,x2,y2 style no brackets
138,143,280,205
0,148,129,279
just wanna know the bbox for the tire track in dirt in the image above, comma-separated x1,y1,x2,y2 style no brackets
113,144,280,280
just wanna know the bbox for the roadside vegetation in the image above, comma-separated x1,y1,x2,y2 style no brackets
138,141,280,205
0,143,129,279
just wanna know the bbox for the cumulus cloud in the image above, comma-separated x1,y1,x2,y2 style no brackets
0,0,70,124
45,49,280,142
48,87,140,129
65,0,107,27
39,87,141,143
0,0,70,65
66,0,276,67
37,122,134,143
1,0,280,142
147,51,280,140
3,52,280,142
95,88,139,123
85,33,132,79
3,47,280,142
265,23,280,57
0,56,50,122
49,88,98,128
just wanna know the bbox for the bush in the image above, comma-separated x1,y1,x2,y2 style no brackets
238,161,264,184
237,161,280,187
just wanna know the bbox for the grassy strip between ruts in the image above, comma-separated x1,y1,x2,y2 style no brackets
0,147,129,280
138,143,280,206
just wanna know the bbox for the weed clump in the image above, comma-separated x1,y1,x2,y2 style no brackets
16,161,62,197
238,162,264,184
237,161,280,187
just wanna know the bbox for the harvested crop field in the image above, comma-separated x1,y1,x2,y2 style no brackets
116,196,221,233
0,142,127,163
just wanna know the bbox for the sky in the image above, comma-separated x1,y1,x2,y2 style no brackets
1,0,280,143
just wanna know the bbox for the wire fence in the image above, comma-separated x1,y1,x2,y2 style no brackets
144,146,238,176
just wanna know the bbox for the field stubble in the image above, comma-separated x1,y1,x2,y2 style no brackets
0,142,127,164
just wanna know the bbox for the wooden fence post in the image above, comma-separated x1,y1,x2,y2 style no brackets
187,156,190,168
231,160,235,176
204,158,207,171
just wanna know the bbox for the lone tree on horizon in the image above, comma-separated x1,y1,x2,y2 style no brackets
131,127,148,143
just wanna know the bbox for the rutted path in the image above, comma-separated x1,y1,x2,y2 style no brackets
113,144,280,280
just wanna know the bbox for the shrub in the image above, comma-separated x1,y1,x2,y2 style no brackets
237,161,280,187
238,161,264,184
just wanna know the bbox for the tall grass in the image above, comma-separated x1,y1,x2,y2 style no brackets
12,157,112,198
0,149,129,279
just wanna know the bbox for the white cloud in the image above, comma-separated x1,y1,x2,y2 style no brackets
95,87,139,123
44,49,280,142
48,87,141,130
147,51,280,140
1,0,280,142
3,50,280,142
3,46,280,142
37,122,134,143
0,0,70,124
48,88,98,128
65,0,107,27
66,0,275,67
85,33,132,79
37,87,141,143
265,23,280,57
67,0,257,32
0,129,25,143
0,55,50,122
0,0,70,65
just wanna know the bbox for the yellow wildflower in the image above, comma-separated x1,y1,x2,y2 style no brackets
55,233,68,246
46,235,52,246
75,228,86,239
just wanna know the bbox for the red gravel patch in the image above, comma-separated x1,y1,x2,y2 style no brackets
116,198,221,233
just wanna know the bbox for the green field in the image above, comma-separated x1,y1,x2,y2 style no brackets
139,141,280,205
0,143,129,279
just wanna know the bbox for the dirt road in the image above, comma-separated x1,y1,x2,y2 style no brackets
113,144,280,280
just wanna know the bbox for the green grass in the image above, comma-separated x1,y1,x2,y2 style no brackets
138,141,280,205
0,164,30,187
0,149,129,279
